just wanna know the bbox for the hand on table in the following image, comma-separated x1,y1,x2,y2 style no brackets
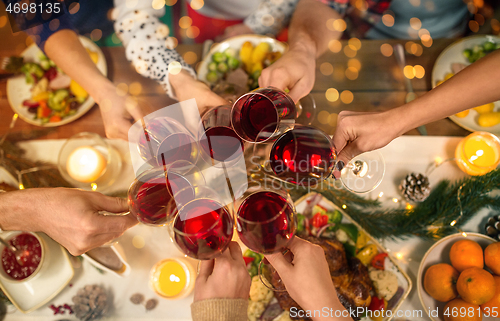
0,188,138,256
259,46,316,103
216,23,254,42
170,70,229,116
194,242,251,302
265,237,351,320
332,110,404,178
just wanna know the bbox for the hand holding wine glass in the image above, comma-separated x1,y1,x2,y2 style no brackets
193,242,251,302
265,237,352,321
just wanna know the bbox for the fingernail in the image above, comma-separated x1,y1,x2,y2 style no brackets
335,161,345,172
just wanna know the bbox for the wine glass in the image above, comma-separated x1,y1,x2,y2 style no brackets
198,105,245,167
235,178,296,254
253,124,385,193
127,161,205,226
295,94,316,126
137,117,199,167
231,87,296,143
171,185,234,260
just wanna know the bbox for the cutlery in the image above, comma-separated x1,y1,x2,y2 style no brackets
394,44,427,136
0,236,27,266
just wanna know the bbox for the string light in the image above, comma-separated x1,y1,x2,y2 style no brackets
462,232,468,237
450,220,457,226
378,192,384,198
91,183,98,191
342,204,347,209
392,198,398,203
406,203,413,210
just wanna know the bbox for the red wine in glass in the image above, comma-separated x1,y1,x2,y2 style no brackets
231,87,295,143
237,191,295,254
129,170,193,226
200,126,244,162
173,199,234,260
269,126,336,186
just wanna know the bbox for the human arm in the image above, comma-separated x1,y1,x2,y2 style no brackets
265,237,352,321
44,30,146,139
259,0,343,102
332,50,500,169
191,242,251,321
0,188,137,255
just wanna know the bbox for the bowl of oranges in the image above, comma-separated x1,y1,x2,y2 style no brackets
417,233,499,321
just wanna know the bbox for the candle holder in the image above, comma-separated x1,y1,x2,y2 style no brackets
455,131,500,176
58,132,122,192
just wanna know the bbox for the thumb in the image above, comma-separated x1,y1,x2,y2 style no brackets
264,252,292,278
287,79,309,104
332,142,361,179
92,194,129,214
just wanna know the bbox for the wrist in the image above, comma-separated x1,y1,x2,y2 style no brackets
92,80,118,105
289,32,318,58
169,70,197,100
0,189,43,231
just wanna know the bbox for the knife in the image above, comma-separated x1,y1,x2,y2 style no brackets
394,44,427,136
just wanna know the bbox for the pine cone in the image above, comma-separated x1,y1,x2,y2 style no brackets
399,173,430,203
72,285,109,321
485,214,500,241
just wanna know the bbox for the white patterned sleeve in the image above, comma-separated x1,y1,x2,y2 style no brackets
113,0,197,100
244,0,299,36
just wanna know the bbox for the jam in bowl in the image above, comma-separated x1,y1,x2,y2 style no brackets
0,232,44,282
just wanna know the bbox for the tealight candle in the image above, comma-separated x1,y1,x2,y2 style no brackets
66,146,107,183
149,258,195,299
455,132,500,176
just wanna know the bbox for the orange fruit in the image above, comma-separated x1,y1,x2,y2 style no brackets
481,276,500,316
424,263,459,302
449,240,484,272
455,110,470,118
457,267,495,305
484,243,500,275
444,298,482,321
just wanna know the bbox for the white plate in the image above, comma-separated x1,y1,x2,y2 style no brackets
196,34,287,85
6,36,107,127
417,232,497,321
432,35,500,136
294,193,412,321
0,232,74,313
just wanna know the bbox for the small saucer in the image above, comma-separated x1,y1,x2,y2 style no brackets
0,233,74,313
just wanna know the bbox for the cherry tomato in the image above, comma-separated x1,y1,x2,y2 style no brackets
371,253,388,270
368,296,386,311
312,213,328,228
243,256,255,266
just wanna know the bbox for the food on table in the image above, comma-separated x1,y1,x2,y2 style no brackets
484,242,500,274
455,132,500,176
205,40,282,90
243,249,264,278
456,267,495,305
1,232,42,280
463,40,500,64
356,243,378,265
423,263,459,302
0,182,17,192
454,110,470,118
144,298,158,311
477,112,500,127
8,49,98,124
248,275,274,321
480,276,500,315
449,239,484,272
130,293,145,305
149,258,195,299
369,269,398,301
49,303,74,315
85,247,124,272
367,296,387,321
72,284,109,321
443,298,482,321
473,103,495,114
485,215,500,241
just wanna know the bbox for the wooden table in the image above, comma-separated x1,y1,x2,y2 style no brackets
0,38,470,139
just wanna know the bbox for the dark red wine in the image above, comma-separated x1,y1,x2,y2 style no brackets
138,118,197,166
2,233,42,280
269,126,335,186
173,199,233,260
129,171,193,225
237,191,295,254
200,126,244,162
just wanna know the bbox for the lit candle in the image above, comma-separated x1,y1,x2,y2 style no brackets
455,132,500,176
66,146,107,183
150,258,195,299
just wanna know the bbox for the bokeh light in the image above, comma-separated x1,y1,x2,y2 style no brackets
325,88,339,102
69,2,80,14
380,43,393,57
382,14,395,27
326,19,335,31
49,19,60,31
403,65,415,79
348,38,362,50
90,29,103,41
183,51,198,64
132,235,145,249
475,14,485,26
191,0,204,10
317,110,330,125
411,43,423,56
129,82,142,96
332,65,345,81
410,17,422,30
414,65,425,79
152,0,165,9
421,34,433,47
261,14,275,27
492,19,500,34
469,20,479,33
344,45,357,58
168,61,182,75
348,58,361,70
409,0,421,6
179,16,192,29
340,90,354,104
116,83,128,96
405,41,414,53
0,16,8,28
333,19,347,32
166,37,178,49
328,113,338,127
345,67,358,80
320,62,334,76
354,0,368,11
328,39,342,53
186,26,200,38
